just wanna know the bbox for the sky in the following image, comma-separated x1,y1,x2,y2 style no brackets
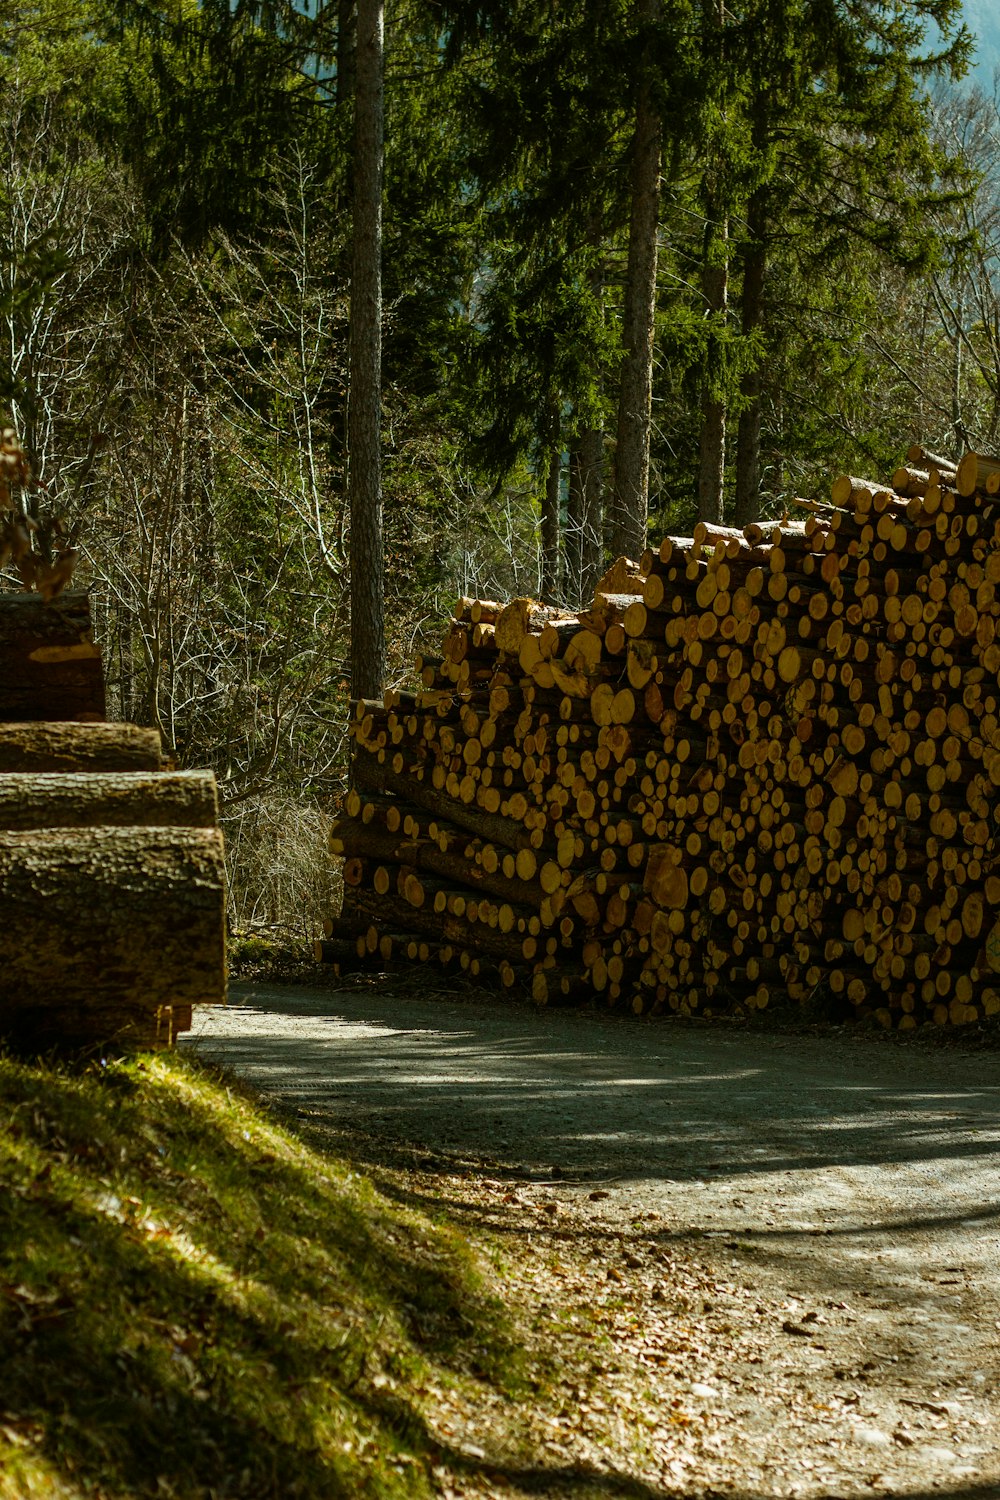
959,0,1000,92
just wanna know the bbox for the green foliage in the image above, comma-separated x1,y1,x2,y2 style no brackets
108,1,321,248
424,0,976,524
686,0,975,511
0,0,125,116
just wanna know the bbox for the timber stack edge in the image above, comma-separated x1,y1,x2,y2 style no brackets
0,592,227,1051
323,447,1000,1031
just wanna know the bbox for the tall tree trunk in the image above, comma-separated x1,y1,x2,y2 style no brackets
580,426,605,601
696,0,728,527
565,445,584,607
347,0,385,701
575,225,606,603
734,189,767,527
541,445,561,603
698,391,726,524
611,0,661,561
951,283,966,456
698,210,727,525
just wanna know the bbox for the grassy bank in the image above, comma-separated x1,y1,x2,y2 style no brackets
0,1049,525,1499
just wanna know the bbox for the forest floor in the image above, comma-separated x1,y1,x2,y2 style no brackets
188,980,1000,1500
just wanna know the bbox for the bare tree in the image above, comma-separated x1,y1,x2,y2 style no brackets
0,77,135,516
175,149,348,580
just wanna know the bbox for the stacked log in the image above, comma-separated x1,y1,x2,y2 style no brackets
0,591,105,721
0,722,163,772
324,450,1000,1031
0,594,227,1051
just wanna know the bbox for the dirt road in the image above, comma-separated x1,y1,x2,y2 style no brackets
188,982,1000,1499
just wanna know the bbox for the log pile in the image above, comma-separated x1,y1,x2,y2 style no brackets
0,594,227,1051
0,591,105,722
324,447,1000,1031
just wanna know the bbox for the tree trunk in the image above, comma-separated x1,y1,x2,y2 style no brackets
565,446,584,607
611,0,661,561
951,284,967,454
347,0,386,700
0,771,218,830
734,188,767,527
579,426,605,602
698,387,726,525
0,591,105,722
541,444,561,602
0,722,163,772
697,221,727,524
0,826,226,1048
696,0,728,527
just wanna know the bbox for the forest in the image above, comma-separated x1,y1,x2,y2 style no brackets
1,0,996,942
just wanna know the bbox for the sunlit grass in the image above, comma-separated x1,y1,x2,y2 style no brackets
0,1049,525,1498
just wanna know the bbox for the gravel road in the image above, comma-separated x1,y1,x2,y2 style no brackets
187,981,1000,1498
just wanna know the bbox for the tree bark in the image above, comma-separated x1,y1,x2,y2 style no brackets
697,0,728,527
698,396,726,524
0,826,226,1047
579,426,605,602
0,591,105,722
347,0,386,700
541,444,561,602
611,0,661,561
734,188,768,527
0,771,218,830
565,446,584,607
0,722,163,772
698,209,727,523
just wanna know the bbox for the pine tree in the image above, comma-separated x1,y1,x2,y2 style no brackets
722,0,971,520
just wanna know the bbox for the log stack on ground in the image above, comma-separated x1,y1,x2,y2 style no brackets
0,592,227,1051
323,450,1000,1031
0,721,164,772
0,785,225,1050
0,763,227,1050
0,591,106,721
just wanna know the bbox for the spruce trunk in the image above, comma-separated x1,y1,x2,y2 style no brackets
541,445,561,603
734,192,767,527
348,0,386,700
611,0,661,561
580,427,605,602
565,447,584,607
697,214,727,525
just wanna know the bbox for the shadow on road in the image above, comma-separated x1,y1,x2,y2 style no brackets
188,982,1000,1189
187,982,1000,1495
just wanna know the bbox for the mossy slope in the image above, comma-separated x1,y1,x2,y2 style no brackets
0,1050,521,1498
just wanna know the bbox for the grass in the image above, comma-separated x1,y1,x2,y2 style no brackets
0,1048,528,1499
